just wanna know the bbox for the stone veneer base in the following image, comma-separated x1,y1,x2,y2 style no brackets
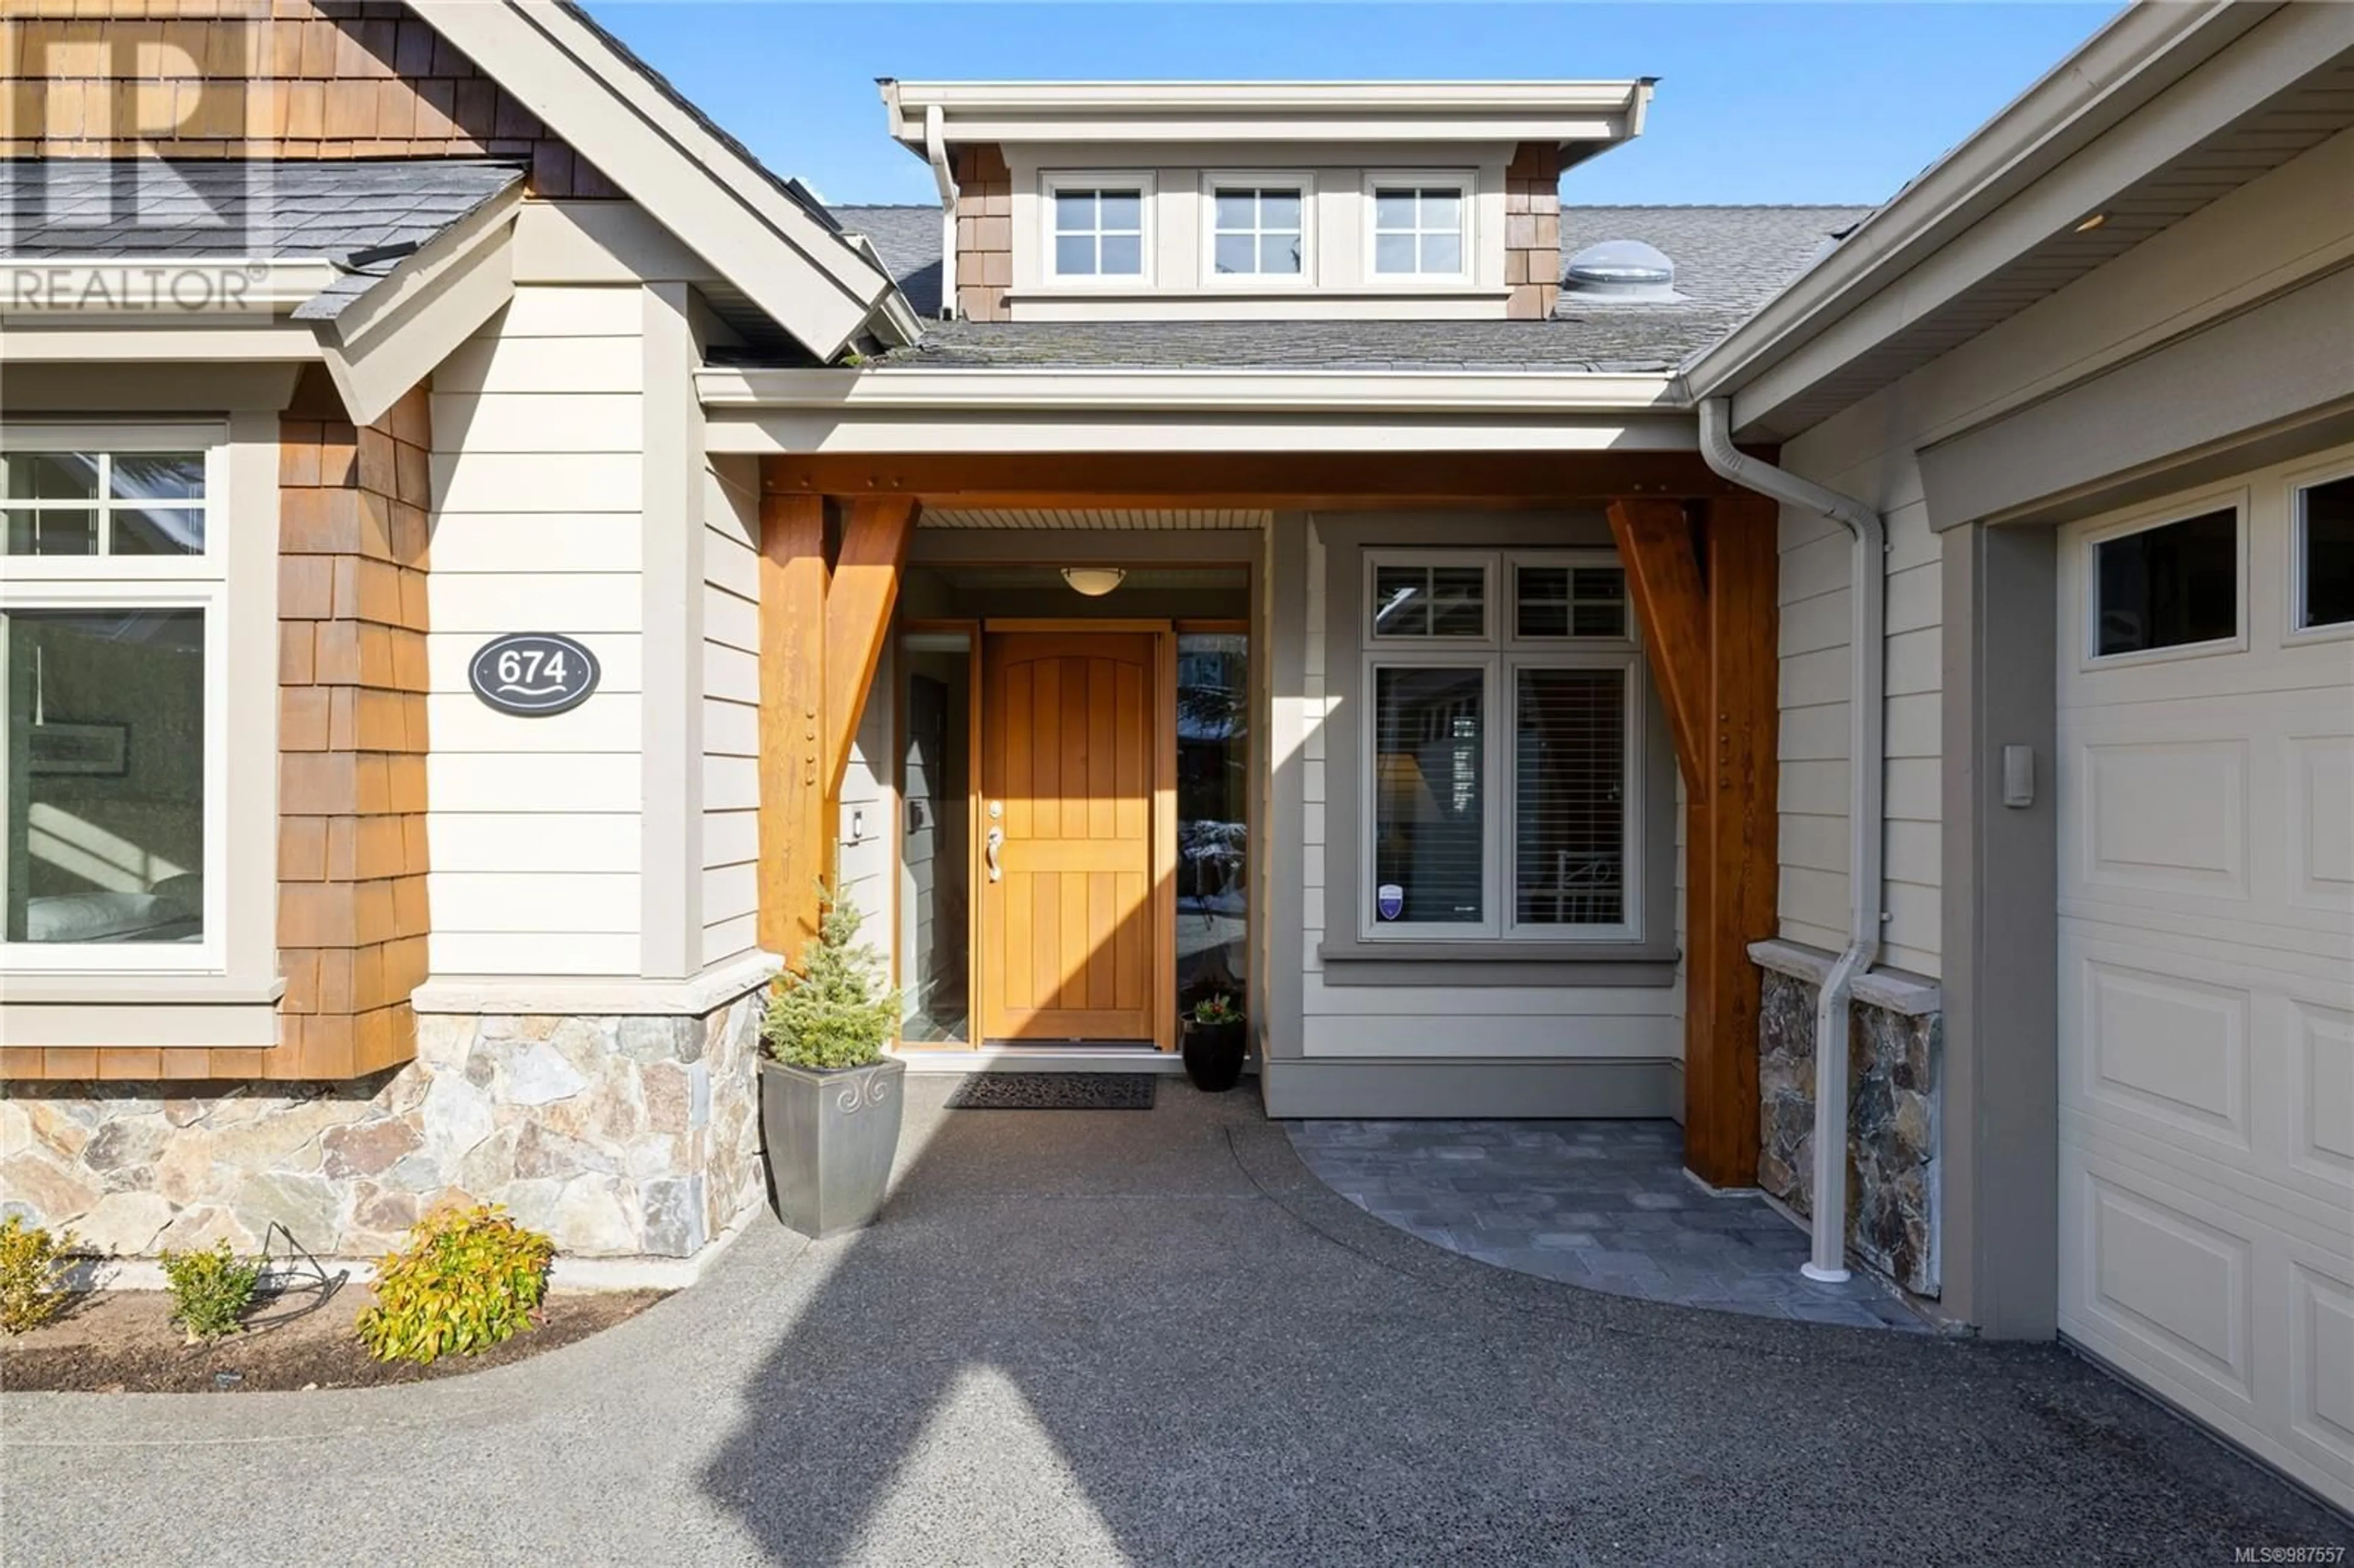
1,986,768,1265
1754,965,1943,1298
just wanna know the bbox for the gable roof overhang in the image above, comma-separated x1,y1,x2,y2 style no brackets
1682,0,2354,441
406,0,918,357
881,78,1653,169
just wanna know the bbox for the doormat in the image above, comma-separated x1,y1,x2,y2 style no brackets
944,1073,1157,1110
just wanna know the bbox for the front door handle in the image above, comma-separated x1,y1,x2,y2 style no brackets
985,825,1004,883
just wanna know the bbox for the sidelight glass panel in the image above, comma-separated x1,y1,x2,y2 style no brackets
3,608,205,944
896,632,972,1042
1371,665,1484,925
1176,633,1249,1008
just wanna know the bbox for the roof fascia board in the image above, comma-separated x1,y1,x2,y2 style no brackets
697,366,1681,416
309,185,523,348
705,408,1697,457
318,220,518,427
1683,0,2296,422
408,0,897,358
882,78,1649,149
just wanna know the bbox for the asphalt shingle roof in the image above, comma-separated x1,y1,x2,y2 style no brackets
829,201,1870,371
1,159,527,321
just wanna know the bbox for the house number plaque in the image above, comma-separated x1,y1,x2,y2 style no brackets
468,633,600,717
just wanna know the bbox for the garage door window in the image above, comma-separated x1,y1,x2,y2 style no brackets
2092,506,2238,658
2295,474,2354,631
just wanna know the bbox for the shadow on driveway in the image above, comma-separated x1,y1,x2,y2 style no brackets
696,1078,2346,1566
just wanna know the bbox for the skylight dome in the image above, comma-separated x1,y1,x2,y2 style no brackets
1564,238,1678,300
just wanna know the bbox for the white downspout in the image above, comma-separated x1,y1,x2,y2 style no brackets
923,104,958,321
1697,396,1886,1285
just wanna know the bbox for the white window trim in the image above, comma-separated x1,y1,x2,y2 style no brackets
1041,169,1157,286
2079,488,2250,669
1362,169,1476,287
1,423,232,974
1357,548,1644,943
1199,170,1315,287
2285,454,2354,643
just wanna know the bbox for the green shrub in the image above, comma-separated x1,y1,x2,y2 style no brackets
355,1204,555,1366
0,1216,78,1335
158,1241,263,1345
761,885,897,1070
1189,992,1242,1027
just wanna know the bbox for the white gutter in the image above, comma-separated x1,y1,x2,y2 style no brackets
697,365,1681,415
1696,396,1884,1285
924,104,959,321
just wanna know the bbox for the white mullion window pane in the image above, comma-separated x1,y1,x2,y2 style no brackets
1374,185,1465,276
1512,666,1626,927
1515,563,1628,640
1054,188,1144,277
4,448,207,557
2,606,207,945
1213,186,1303,276
1373,561,1485,641
1371,664,1486,926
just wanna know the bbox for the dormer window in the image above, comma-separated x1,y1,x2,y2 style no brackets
1047,173,1152,281
1209,179,1308,278
1369,175,1471,280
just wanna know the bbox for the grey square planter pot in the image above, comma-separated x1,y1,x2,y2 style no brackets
757,1056,905,1239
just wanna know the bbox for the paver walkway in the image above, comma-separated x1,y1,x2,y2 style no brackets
1285,1117,1924,1330
4,1081,2344,1566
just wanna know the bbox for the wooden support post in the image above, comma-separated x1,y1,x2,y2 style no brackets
758,492,918,966
1696,492,1780,1187
758,494,829,961
1609,494,1779,1187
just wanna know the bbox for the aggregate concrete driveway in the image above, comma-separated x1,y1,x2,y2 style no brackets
3,1081,2345,1567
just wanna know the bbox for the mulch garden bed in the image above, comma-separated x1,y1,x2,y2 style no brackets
1,1285,666,1393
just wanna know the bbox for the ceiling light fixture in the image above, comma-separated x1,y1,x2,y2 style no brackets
1061,566,1127,598
2073,212,2108,233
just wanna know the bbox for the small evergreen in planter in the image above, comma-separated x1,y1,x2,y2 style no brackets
1181,992,1248,1092
757,887,906,1238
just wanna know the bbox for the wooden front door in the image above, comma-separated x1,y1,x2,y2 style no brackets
978,629,1171,1046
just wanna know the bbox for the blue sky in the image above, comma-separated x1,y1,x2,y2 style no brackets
584,3,2119,208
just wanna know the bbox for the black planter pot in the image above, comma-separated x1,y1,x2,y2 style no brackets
757,1056,905,1239
1181,1017,1247,1092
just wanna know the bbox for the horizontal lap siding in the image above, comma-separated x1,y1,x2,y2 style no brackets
1773,446,1943,976
425,285,645,976
1295,519,1682,1060
702,456,761,967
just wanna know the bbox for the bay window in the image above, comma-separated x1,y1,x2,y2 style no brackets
1362,550,1641,942
1,429,226,969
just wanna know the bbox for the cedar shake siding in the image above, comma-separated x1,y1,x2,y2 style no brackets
276,364,432,1080
0,0,617,198
1504,140,1561,319
952,141,1011,322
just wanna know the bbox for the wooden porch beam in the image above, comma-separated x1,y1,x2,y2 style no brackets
820,496,920,796
758,493,829,960
1606,498,1712,799
763,449,1756,506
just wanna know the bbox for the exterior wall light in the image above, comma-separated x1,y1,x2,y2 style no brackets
1061,567,1127,597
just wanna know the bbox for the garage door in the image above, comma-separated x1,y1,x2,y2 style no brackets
2057,450,2354,1509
